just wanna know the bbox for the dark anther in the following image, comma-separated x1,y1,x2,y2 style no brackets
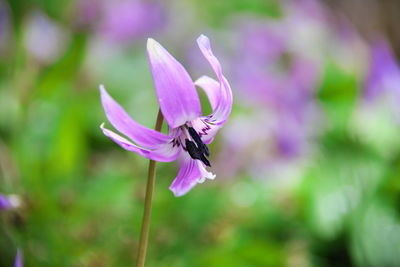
185,139,201,160
200,154,211,167
185,139,211,167
188,127,210,157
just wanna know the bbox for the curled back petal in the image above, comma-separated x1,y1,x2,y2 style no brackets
192,76,226,144
194,75,220,111
197,35,233,125
190,117,221,145
101,124,181,162
147,38,201,128
100,85,172,149
169,155,215,197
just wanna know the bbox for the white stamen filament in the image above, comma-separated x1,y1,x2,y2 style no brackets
197,161,216,183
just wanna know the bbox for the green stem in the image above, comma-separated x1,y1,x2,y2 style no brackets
135,109,164,267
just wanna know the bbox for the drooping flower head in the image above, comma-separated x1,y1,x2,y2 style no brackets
100,35,232,196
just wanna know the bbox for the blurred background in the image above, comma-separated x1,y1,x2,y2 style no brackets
1,0,400,266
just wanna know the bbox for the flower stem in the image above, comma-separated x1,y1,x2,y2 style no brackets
136,109,164,267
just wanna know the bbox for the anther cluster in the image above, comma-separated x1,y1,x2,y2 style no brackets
185,127,211,167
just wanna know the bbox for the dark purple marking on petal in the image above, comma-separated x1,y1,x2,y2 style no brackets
196,119,212,138
171,138,181,148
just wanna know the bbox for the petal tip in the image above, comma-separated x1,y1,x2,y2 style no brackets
147,38,160,52
194,75,216,87
169,187,184,197
147,38,166,63
197,34,208,41
197,34,210,46
194,75,207,85
99,84,108,97
147,37,155,44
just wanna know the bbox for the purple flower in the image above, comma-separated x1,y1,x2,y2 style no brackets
100,35,232,196
73,0,102,29
14,250,23,267
99,0,165,43
0,1,12,53
0,193,19,210
0,194,22,265
24,10,69,64
0,194,11,210
364,41,400,102
233,20,320,157
73,0,165,44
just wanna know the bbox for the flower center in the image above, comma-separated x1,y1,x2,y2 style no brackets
184,126,211,167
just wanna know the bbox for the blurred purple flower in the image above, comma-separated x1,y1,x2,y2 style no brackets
14,250,23,267
364,41,400,102
100,35,232,196
0,194,12,210
289,0,328,22
0,193,20,210
99,0,165,43
0,194,22,265
73,0,102,29
0,1,12,54
241,24,287,62
24,10,69,64
211,5,328,180
234,21,320,157
234,20,320,106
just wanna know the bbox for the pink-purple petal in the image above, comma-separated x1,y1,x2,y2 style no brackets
194,75,220,111
169,159,200,197
147,38,201,128
101,124,180,162
190,118,221,145
169,156,215,197
196,35,233,125
100,85,171,149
